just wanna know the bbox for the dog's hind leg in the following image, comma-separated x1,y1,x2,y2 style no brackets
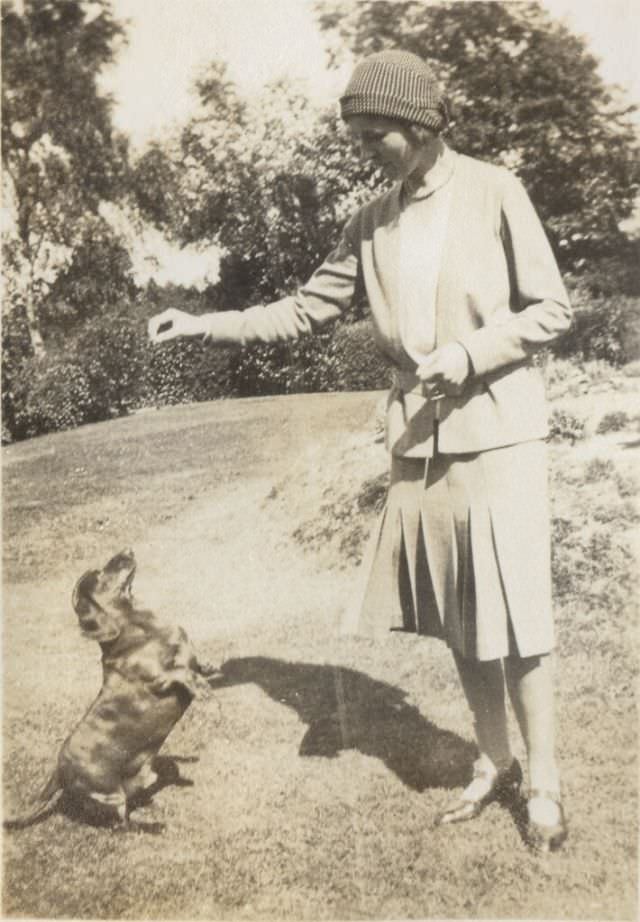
123,761,158,797
90,789,129,828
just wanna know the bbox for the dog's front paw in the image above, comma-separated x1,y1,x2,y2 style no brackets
151,672,197,698
150,676,173,695
196,660,222,678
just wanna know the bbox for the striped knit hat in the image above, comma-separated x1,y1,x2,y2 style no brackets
340,50,447,132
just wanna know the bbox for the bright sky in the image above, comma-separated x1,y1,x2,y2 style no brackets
103,0,347,147
103,0,640,150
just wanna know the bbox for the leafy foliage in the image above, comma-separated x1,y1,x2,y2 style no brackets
141,1,640,292
132,68,377,309
8,355,105,439
551,456,638,618
548,406,587,443
315,0,639,270
130,0,639,398
3,0,640,439
2,0,132,355
71,300,148,415
326,320,390,391
596,411,638,435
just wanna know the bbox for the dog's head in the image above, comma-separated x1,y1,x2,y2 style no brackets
72,549,137,643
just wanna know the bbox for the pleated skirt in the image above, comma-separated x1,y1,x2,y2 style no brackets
343,439,554,661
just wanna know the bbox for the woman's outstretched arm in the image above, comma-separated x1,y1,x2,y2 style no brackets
148,231,360,348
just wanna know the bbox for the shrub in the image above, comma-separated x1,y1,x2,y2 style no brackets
293,469,389,567
13,356,107,438
596,411,632,435
224,319,390,397
357,472,388,514
226,333,335,397
554,287,640,366
548,407,587,443
1,303,40,442
2,298,149,440
551,455,638,622
283,333,343,394
142,337,234,407
540,355,626,400
72,304,147,416
323,320,390,392
2,356,31,443
137,285,234,406
616,472,638,498
584,458,616,482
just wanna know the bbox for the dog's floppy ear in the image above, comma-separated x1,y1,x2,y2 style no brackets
72,569,100,616
72,567,122,642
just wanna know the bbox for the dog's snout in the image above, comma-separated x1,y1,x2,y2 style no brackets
106,549,136,572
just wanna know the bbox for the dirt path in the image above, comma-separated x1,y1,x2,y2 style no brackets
2,392,386,704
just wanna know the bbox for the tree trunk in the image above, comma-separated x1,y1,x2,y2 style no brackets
24,288,46,358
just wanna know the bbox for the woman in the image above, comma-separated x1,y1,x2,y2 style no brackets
149,50,571,852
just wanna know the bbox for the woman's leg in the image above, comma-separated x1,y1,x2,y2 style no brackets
436,651,521,824
453,651,513,782
504,653,562,825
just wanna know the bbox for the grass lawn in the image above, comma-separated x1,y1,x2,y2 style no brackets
2,379,639,920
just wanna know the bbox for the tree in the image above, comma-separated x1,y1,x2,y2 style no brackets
133,63,377,310
40,216,135,341
1,0,131,356
314,0,639,272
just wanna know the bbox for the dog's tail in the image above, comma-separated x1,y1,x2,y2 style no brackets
3,769,63,830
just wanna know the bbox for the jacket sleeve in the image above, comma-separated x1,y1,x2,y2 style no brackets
201,224,360,346
458,171,572,377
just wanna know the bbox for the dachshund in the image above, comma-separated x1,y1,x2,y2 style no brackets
4,549,214,829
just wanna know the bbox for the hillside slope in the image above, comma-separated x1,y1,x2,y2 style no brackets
3,383,639,921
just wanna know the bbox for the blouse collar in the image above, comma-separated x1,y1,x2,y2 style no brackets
401,142,457,202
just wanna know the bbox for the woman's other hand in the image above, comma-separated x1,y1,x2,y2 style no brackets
148,308,207,344
417,342,472,398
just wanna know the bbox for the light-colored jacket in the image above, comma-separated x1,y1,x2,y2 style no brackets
204,152,572,457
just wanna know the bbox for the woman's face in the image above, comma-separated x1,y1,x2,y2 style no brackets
347,115,433,181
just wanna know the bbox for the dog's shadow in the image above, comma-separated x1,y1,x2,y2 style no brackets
211,656,476,791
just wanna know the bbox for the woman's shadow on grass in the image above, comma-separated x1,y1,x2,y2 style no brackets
213,657,475,791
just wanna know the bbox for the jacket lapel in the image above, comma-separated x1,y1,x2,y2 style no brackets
435,154,470,345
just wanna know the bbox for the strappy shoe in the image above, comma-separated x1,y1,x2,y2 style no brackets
525,789,568,853
435,758,523,826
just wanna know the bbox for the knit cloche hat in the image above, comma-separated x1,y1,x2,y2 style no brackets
340,50,447,131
